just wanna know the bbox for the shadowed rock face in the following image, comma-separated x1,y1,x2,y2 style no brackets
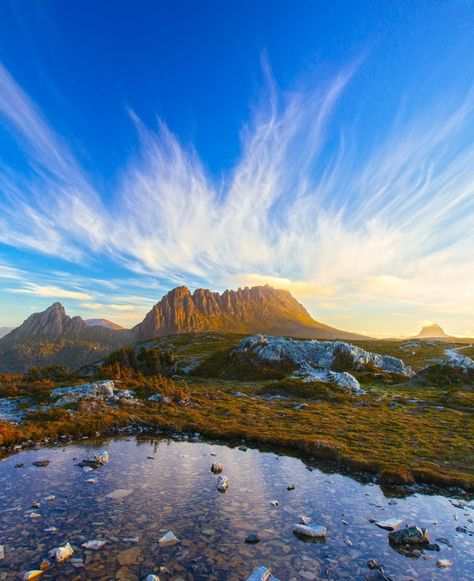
132,285,365,341
2,302,86,341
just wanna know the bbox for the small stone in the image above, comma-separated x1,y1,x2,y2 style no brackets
39,561,50,571
82,540,107,550
293,524,327,538
216,475,229,492
117,546,141,565
32,460,49,467
22,572,44,580
43,495,56,502
245,566,276,581
31,502,41,508
299,515,311,525
436,559,453,568
287,484,295,490
0,545,4,560
375,518,403,531
269,500,279,507
70,558,84,568
48,542,74,562
28,512,41,519
85,478,97,484
144,576,161,581
239,446,248,451
389,524,430,546
367,560,381,571
245,533,260,544
158,531,179,547
211,462,224,474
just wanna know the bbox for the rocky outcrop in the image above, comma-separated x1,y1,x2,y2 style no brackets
232,334,414,392
132,285,364,341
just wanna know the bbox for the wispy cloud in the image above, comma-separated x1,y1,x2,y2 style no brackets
0,60,473,332
8,283,92,300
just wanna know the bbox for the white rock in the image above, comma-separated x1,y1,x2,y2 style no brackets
144,576,161,581
216,475,229,492
299,515,312,525
43,495,56,502
375,518,404,531
437,559,453,568
0,545,4,560
49,542,74,562
245,566,280,581
82,540,107,550
269,500,279,507
293,524,327,538
158,531,179,547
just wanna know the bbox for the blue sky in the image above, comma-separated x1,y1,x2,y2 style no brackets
0,1,473,336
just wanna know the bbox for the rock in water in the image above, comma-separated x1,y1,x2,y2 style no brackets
82,540,107,550
245,566,280,581
216,475,229,492
211,462,224,474
245,533,261,544
436,559,453,568
145,576,161,581
299,515,312,525
158,531,179,547
293,524,327,538
389,524,430,546
375,518,403,531
0,545,4,560
48,542,73,562
22,572,44,580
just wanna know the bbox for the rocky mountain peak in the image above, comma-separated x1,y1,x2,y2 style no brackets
132,284,364,341
3,302,86,341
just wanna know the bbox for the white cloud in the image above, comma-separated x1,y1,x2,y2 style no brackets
0,60,473,334
8,283,92,300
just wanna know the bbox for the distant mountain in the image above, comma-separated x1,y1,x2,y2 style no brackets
132,285,366,341
415,324,448,339
0,303,128,373
0,326,12,339
85,318,124,330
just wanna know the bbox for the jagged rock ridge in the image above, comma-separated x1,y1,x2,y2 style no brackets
132,285,364,341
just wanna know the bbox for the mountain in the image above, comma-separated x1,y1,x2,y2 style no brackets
132,285,365,341
2,302,85,343
0,303,128,373
0,326,12,339
415,323,449,339
0,285,366,373
85,318,124,330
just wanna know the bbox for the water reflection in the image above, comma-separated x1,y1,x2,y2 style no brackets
0,437,472,580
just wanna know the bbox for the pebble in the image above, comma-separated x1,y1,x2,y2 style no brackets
22,572,43,580
0,546,4,560
216,475,229,492
375,518,403,531
269,500,279,507
48,542,74,562
287,484,295,491
82,540,107,550
436,559,453,568
299,515,311,525
293,524,327,538
158,531,179,547
245,533,261,544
